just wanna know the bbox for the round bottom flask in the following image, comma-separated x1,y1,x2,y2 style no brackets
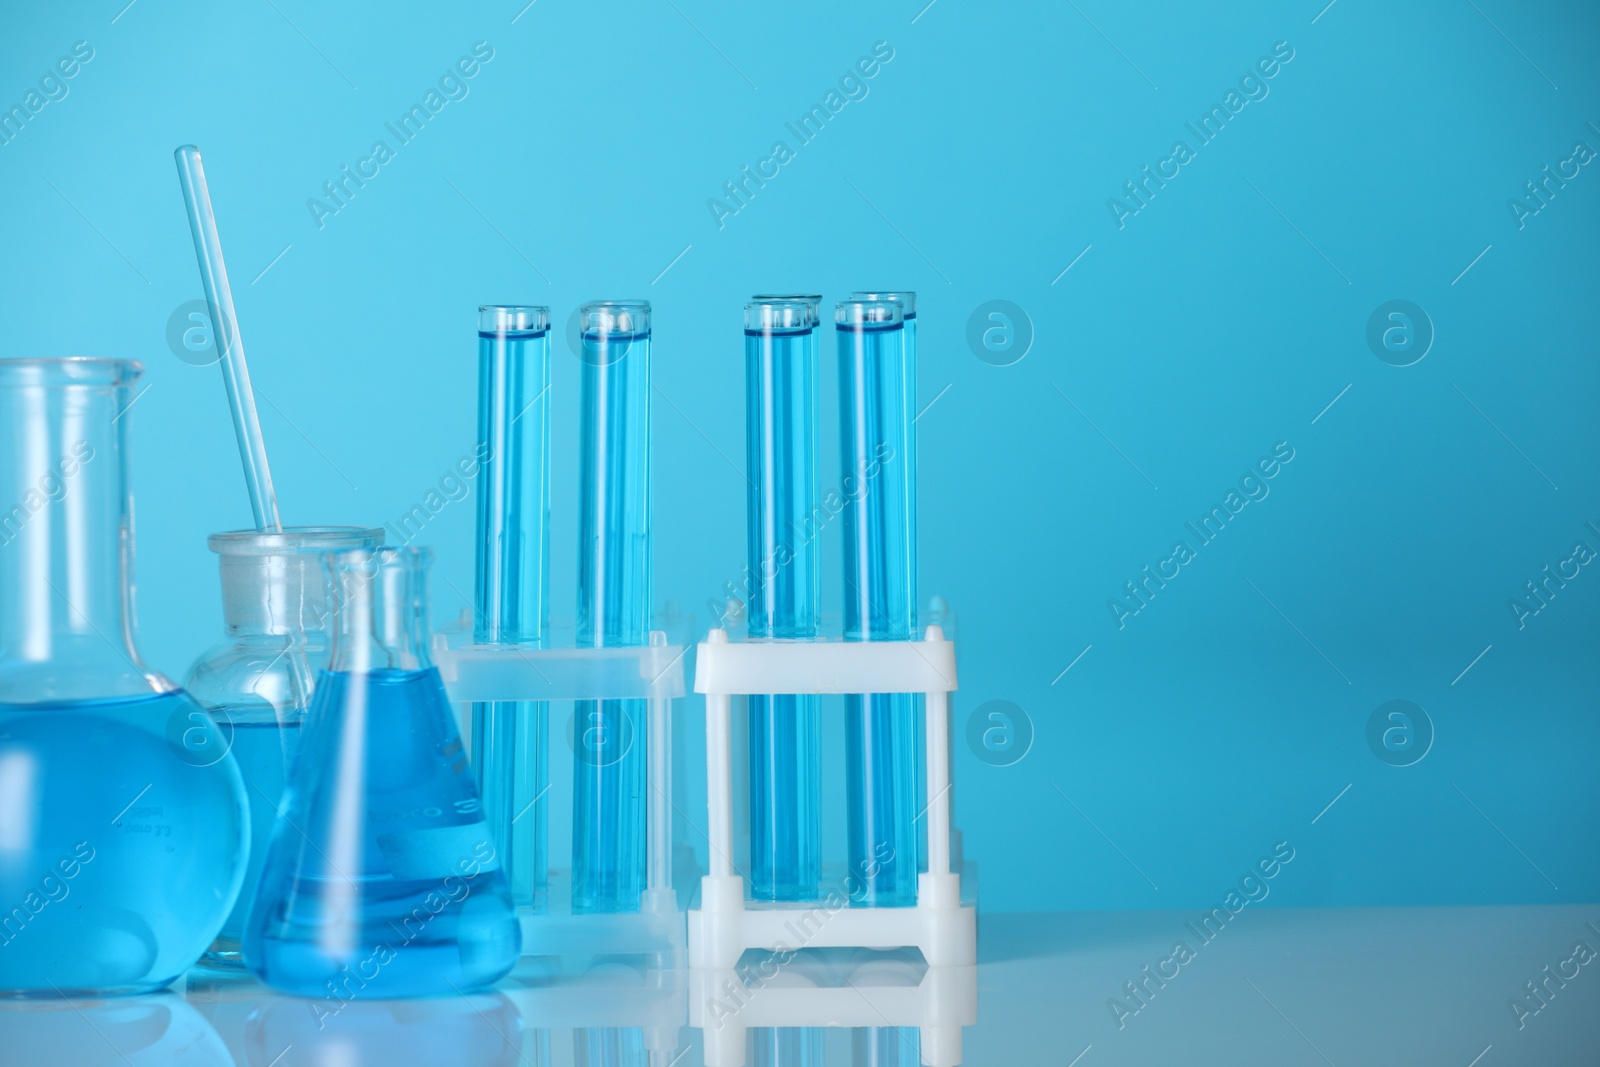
0,358,248,996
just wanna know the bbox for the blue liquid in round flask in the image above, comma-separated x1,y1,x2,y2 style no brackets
244,546,521,998
0,357,249,996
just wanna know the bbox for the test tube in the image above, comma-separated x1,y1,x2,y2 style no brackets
837,297,923,907
849,291,918,377
745,296,822,902
853,1027,921,1065
574,300,653,914
851,291,925,888
473,305,551,912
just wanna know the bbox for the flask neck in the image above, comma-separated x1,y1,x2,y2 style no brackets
327,547,434,674
0,359,161,702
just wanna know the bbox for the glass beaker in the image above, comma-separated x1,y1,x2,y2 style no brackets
186,525,383,969
244,546,521,999
0,357,249,996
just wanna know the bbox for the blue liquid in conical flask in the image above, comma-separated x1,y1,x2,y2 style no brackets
0,690,248,996
244,668,520,998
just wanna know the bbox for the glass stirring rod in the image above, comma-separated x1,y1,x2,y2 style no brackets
175,144,281,533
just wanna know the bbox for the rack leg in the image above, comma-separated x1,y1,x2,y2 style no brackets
694,659,747,969
925,689,952,877
707,690,734,878
918,686,974,967
645,691,674,908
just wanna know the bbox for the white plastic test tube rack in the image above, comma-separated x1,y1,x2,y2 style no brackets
432,631,687,960
689,625,977,972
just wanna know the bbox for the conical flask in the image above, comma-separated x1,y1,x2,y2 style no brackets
186,524,384,970
0,357,249,996
244,546,521,998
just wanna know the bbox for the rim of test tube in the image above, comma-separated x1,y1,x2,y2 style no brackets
581,299,651,336
478,305,550,335
850,291,916,317
745,299,818,332
835,299,903,328
751,293,823,303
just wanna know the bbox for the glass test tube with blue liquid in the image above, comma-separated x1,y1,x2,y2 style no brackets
837,297,924,907
745,296,822,902
755,1028,824,1067
574,300,652,914
853,1027,921,1066
850,291,926,887
473,306,552,912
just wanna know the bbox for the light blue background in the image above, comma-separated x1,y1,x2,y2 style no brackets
1,0,1595,913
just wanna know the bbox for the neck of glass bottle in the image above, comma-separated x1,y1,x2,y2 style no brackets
212,528,384,640
221,555,322,638
0,362,158,701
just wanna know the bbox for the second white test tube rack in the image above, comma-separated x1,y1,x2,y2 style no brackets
688,625,977,972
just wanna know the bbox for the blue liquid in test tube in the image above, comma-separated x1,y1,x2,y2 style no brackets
746,296,823,902
755,1027,824,1067
575,1027,647,1066
473,305,551,911
574,300,652,914
837,297,924,907
853,1027,920,1065
851,292,928,883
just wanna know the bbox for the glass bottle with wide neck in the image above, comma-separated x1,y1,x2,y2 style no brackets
187,526,384,722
